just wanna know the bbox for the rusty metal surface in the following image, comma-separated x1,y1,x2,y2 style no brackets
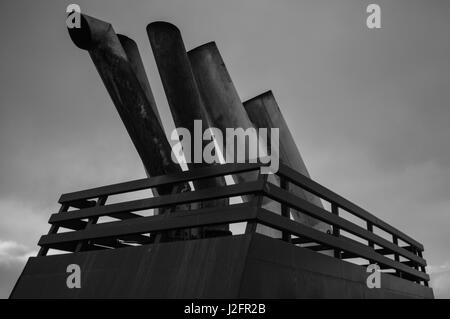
68,14,179,191
147,22,229,234
187,42,259,166
146,23,224,178
188,42,284,238
117,34,163,128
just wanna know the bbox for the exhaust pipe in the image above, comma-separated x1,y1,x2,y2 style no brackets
68,14,179,194
188,42,282,238
147,22,229,236
244,91,330,233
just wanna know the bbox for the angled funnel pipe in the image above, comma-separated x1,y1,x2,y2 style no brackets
244,91,330,233
68,14,111,51
117,34,163,128
188,42,281,238
146,23,225,180
68,15,180,195
187,42,261,179
147,22,229,235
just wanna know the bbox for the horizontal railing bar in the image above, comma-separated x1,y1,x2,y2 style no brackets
397,272,424,282
59,163,263,204
342,249,384,259
401,261,418,268
303,244,332,252
291,238,313,245
360,264,394,270
39,203,256,247
277,164,424,251
112,212,143,220
40,234,152,253
56,212,143,230
91,238,130,249
341,246,415,259
256,208,429,282
90,235,153,248
58,219,88,231
43,242,75,253
264,184,426,266
51,181,263,224
70,200,96,209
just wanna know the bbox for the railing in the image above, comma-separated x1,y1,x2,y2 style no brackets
37,162,430,286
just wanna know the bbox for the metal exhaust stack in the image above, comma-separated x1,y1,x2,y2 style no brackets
117,34,163,128
188,42,282,238
147,22,229,236
187,42,258,167
244,91,330,233
68,14,179,190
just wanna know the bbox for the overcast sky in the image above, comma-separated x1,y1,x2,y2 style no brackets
1,0,449,298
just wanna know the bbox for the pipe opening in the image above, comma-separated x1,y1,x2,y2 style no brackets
67,14,93,50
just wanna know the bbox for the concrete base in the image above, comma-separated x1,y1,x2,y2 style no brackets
10,234,433,299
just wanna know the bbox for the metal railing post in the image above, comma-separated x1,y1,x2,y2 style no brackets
367,221,375,265
331,203,341,259
38,203,69,257
392,235,402,278
245,170,266,234
417,250,428,287
280,176,291,243
75,196,108,252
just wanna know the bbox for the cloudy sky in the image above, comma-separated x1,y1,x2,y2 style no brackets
1,0,449,298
